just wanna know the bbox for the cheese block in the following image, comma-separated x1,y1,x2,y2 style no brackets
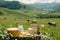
7,28,21,36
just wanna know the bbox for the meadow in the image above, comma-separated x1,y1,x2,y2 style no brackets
0,17,60,40
0,1,60,40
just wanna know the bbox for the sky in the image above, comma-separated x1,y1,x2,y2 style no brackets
5,0,60,4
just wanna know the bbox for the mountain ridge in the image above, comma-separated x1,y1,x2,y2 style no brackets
29,2,60,11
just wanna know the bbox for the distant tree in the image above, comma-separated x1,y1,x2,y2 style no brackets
0,0,4,1
0,1,22,9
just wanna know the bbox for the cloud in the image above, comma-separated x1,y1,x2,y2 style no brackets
39,0,60,3
17,0,60,3
17,0,38,4
5,0,60,4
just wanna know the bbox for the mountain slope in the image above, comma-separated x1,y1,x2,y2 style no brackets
0,1,39,10
30,3,60,11
0,1,42,18
0,1,60,18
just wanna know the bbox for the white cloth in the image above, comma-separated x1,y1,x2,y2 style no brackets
18,25,24,31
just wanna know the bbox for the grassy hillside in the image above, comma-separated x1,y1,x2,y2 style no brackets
0,8,29,18
0,1,60,18
0,8,60,19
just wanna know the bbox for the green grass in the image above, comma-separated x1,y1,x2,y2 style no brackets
0,17,60,40
0,8,60,40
